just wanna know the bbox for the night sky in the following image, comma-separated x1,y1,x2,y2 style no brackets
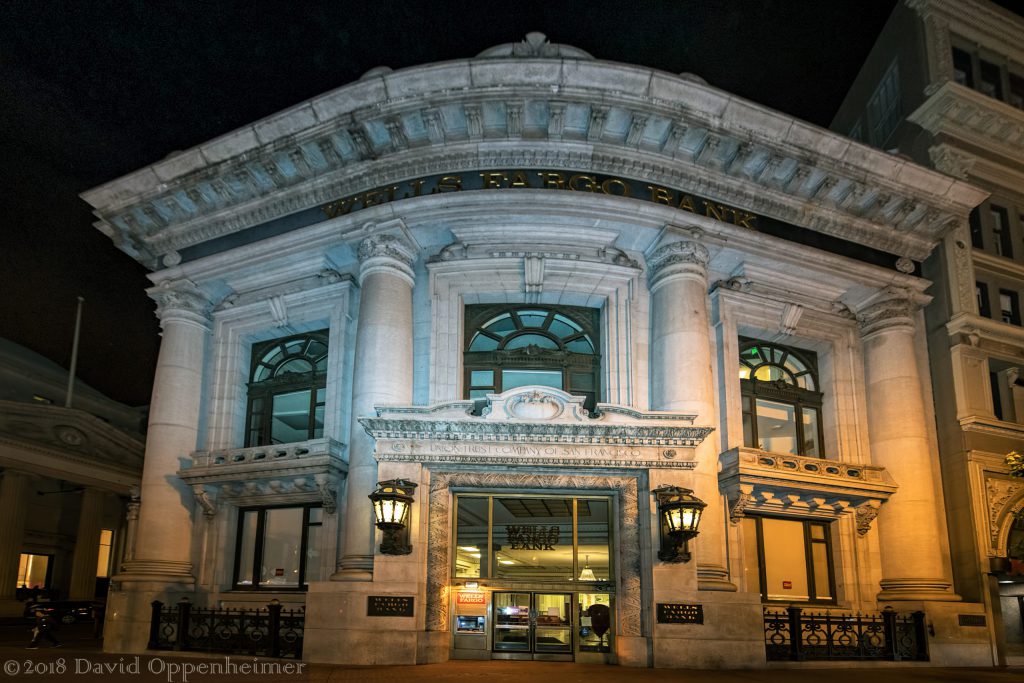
2,0,1019,407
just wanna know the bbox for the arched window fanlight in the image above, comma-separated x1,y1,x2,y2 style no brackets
246,331,329,447
739,340,824,458
464,305,600,410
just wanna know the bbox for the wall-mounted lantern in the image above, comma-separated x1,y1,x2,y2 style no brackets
369,479,417,555
653,485,706,563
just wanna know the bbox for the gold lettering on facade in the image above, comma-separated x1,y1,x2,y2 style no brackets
538,172,566,189
648,184,674,205
569,174,598,192
479,172,508,189
509,170,532,188
601,178,630,197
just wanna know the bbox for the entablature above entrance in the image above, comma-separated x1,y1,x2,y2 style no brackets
362,386,710,470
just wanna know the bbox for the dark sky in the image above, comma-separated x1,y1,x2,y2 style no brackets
2,0,1017,407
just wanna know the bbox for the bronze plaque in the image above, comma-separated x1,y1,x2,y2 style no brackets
656,603,703,624
367,595,414,617
958,614,986,627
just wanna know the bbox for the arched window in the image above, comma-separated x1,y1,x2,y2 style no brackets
464,305,600,410
739,340,824,457
245,331,328,447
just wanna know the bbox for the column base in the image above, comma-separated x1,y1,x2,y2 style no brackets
331,554,374,581
877,577,960,602
697,563,737,592
115,559,195,586
0,598,28,617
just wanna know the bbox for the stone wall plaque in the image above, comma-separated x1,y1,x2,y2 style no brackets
367,595,415,617
958,614,986,627
656,603,703,624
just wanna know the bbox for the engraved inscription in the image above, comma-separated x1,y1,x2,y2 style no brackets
656,603,704,625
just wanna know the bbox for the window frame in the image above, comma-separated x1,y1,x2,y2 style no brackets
999,288,1021,326
245,331,329,447
463,305,601,410
739,339,825,458
231,503,322,591
744,515,837,606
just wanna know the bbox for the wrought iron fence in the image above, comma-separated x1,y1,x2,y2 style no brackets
764,606,928,661
149,599,304,659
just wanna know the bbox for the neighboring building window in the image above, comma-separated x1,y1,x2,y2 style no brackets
867,60,901,146
245,331,328,447
991,371,1004,420
233,505,322,589
739,340,824,457
1000,289,1020,326
977,282,991,318
464,305,600,410
848,119,863,142
991,205,1012,258
969,208,983,249
17,554,50,590
741,516,836,604
952,46,974,87
96,529,114,578
1010,72,1024,109
979,59,1003,100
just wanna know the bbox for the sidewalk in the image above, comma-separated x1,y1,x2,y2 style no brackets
0,639,1019,683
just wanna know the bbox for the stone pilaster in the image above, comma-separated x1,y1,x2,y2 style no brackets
334,234,416,580
68,488,106,600
118,280,212,584
0,471,30,614
122,485,140,566
648,240,735,591
859,292,956,602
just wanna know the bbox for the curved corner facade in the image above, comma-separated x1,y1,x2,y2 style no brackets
82,34,995,668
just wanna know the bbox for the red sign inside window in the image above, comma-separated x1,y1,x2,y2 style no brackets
782,581,792,590
456,592,486,605
275,568,284,577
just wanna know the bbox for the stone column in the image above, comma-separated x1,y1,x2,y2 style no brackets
648,240,734,591
68,488,105,600
0,471,30,612
119,280,212,584
859,292,956,601
334,234,415,580
122,485,141,566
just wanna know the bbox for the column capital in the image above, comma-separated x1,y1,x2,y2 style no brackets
647,240,709,292
357,233,416,286
857,288,928,338
148,279,214,329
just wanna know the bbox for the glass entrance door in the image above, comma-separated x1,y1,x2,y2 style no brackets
493,592,573,660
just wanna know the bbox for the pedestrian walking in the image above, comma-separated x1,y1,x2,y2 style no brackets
27,610,61,649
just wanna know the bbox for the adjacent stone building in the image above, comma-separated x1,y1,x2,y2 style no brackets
0,338,143,614
832,0,1024,665
83,33,992,667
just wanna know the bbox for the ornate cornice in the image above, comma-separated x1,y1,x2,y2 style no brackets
83,60,984,268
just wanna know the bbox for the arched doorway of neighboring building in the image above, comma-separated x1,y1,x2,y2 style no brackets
1001,508,1024,660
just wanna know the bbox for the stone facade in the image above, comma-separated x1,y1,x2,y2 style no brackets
84,33,992,667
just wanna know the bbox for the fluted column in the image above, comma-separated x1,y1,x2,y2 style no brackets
648,240,735,591
69,488,105,599
0,471,31,604
859,292,956,602
334,234,415,580
118,280,212,584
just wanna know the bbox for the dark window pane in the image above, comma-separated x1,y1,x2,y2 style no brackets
471,370,494,386
468,333,500,351
970,208,983,248
502,369,562,390
516,310,549,328
992,205,1012,258
271,389,313,444
1011,73,1024,109
455,497,488,578
1000,289,1020,326
952,47,973,87
482,314,516,336
566,337,595,353
259,507,304,587
991,371,1004,421
570,372,595,392
980,59,1003,100
505,333,558,350
756,399,797,454
802,406,821,457
977,282,991,318
237,511,258,586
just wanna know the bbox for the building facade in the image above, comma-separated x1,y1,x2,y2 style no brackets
0,338,143,614
84,33,992,667
832,0,1024,665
